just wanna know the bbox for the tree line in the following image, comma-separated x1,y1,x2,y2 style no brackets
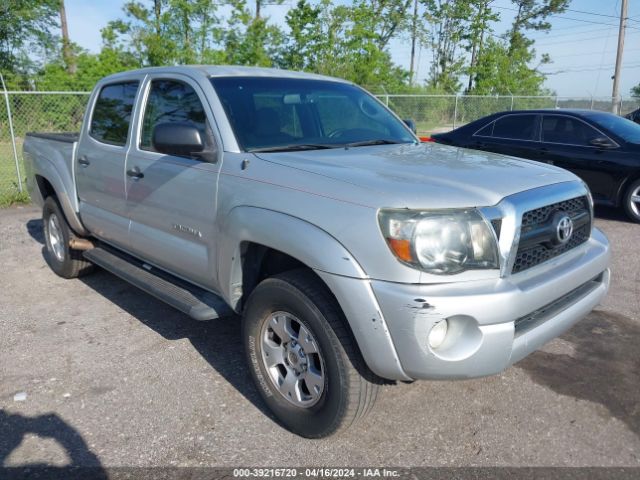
2,0,638,96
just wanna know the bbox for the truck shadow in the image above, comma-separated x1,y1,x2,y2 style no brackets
0,410,107,479
25,218,288,427
593,205,633,223
516,310,640,439
77,270,276,422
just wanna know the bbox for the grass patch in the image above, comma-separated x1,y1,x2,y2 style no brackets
0,188,30,207
1,139,31,208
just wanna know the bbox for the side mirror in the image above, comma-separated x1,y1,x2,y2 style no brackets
152,122,205,158
589,137,616,149
403,119,417,134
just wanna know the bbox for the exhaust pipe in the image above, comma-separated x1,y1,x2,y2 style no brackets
69,237,94,250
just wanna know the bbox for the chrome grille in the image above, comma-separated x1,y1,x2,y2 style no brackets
512,196,591,274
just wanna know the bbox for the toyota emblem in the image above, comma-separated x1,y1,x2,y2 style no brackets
556,215,574,244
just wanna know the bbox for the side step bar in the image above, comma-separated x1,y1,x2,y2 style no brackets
83,246,232,321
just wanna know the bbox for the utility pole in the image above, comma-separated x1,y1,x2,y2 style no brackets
59,0,76,74
409,0,418,86
256,0,261,19
611,0,628,114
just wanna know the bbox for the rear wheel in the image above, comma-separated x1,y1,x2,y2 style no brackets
43,196,94,278
622,179,640,223
242,269,379,438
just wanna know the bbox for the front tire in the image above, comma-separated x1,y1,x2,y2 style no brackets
43,196,94,278
242,269,379,438
623,179,640,223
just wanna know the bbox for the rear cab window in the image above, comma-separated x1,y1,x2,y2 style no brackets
89,81,139,146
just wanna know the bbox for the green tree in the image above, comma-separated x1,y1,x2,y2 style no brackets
470,37,547,95
279,0,409,91
103,0,224,66
470,0,568,96
421,0,473,93
0,0,60,88
463,0,499,92
632,84,640,98
508,0,569,55
221,0,283,67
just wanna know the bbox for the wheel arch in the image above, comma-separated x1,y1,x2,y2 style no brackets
616,171,640,207
33,169,87,236
218,206,366,312
218,206,408,381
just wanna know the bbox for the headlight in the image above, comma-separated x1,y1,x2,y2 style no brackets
378,209,499,275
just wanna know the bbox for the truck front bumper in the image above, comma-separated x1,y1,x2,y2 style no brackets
369,227,610,380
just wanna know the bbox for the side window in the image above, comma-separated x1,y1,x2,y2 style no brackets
491,115,538,141
140,79,211,154
542,116,600,146
474,121,494,137
90,82,139,146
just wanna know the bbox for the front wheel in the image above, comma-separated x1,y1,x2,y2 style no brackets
242,269,379,438
623,179,640,223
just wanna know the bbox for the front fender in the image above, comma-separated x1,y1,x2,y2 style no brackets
218,206,366,306
217,206,410,380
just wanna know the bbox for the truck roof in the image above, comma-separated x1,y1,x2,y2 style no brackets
100,65,351,84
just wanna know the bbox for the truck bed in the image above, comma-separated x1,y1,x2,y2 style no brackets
26,132,79,143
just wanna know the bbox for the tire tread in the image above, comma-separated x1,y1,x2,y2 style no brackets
271,269,380,437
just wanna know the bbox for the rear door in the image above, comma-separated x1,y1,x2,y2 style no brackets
76,79,141,248
471,113,540,159
125,74,223,289
539,114,622,201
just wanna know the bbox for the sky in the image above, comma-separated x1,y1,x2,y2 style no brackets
63,0,640,98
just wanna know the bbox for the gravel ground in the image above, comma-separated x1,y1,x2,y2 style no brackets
0,204,639,470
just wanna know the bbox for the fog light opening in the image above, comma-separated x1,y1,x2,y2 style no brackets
428,320,449,350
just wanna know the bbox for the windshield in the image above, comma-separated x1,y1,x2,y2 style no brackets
210,77,416,152
582,111,640,144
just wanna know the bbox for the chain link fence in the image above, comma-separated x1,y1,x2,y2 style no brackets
0,89,639,206
0,90,90,206
376,94,640,135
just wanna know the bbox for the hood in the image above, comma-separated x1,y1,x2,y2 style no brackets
255,143,578,209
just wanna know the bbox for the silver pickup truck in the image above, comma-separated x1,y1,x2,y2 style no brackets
23,66,611,438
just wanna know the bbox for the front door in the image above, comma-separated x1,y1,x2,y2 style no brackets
76,80,141,248
125,75,222,290
539,114,621,201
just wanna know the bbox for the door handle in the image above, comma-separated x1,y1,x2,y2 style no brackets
78,156,90,167
126,166,144,179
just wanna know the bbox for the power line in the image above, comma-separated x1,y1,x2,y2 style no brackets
542,62,640,74
534,28,640,47
529,26,614,41
549,47,640,59
493,5,640,31
559,7,620,19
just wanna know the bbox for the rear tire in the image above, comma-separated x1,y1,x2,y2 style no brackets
43,196,94,278
622,179,640,223
242,269,379,438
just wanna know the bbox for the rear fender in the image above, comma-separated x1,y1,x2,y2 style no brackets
31,152,87,235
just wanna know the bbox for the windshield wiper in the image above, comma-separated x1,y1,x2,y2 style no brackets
248,144,339,153
342,139,405,148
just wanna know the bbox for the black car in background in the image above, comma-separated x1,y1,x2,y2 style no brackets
626,107,640,124
431,109,640,222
